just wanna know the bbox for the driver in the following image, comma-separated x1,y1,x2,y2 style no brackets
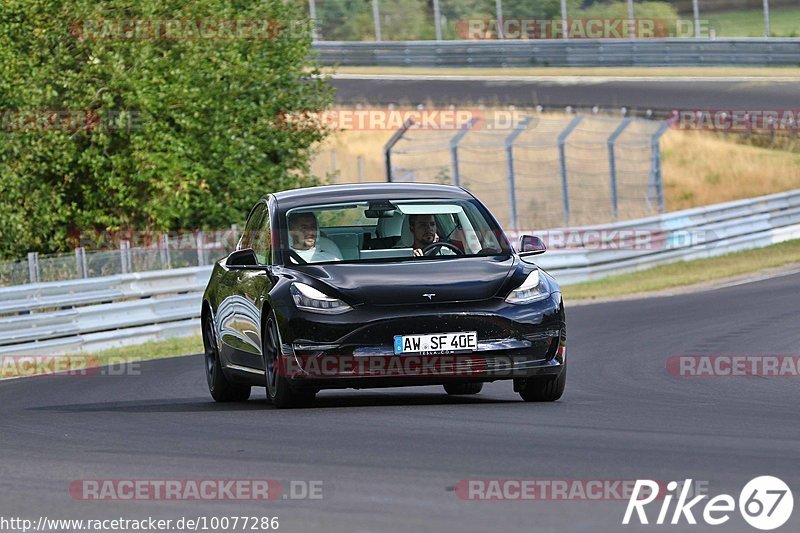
409,214,454,257
288,211,342,262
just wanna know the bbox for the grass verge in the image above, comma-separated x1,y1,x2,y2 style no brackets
0,335,203,379
562,239,800,301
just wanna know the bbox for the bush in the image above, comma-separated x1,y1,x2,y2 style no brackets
0,0,332,259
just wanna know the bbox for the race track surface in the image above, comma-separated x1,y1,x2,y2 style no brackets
1,272,799,532
331,75,800,112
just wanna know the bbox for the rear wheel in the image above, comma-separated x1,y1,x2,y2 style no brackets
203,312,251,402
517,366,566,402
443,382,483,395
264,312,316,409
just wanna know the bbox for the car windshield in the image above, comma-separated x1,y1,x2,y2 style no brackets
282,198,511,265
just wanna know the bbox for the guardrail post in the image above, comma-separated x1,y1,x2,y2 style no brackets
763,0,771,37
75,247,88,278
449,117,479,187
649,121,669,214
557,115,583,227
607,118,633,222
27,252,39,284
383,118,415,182
504,116,532,231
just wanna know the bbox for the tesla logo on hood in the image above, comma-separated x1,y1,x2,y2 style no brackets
422,293,436,300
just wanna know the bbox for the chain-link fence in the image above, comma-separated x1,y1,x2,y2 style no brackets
304,0,798,40
384,113,668,229
0,231,237,287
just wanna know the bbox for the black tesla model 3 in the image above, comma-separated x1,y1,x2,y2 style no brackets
202,183,566,408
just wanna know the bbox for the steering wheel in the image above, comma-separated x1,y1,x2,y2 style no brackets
422,242,464,256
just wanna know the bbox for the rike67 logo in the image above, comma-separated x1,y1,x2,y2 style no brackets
623,476,793,530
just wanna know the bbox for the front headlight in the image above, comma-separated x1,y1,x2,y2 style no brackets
505,269,550,304
290,282,352,314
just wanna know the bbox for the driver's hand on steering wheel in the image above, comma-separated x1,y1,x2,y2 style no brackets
413,248,424,257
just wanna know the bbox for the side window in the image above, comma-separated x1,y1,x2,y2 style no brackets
239,205,266,251
252,207,272,265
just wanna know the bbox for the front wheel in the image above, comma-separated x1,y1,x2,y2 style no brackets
517,366,566,402
264,312,316,409
203,312,251,402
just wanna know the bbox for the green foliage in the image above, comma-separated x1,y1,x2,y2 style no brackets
0,0,332,259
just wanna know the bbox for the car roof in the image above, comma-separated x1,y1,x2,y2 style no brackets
270,183,474,210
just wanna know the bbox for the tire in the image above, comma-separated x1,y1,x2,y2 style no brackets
518,365,566,402
203,312,251,402
443,382,483,395
264,312,316,409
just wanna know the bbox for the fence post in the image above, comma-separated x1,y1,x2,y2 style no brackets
330,149,337,176
197,230,206,266
607,118,633,222
496,0,504,39
120,240,130,274
27,252,40,284
627,0,635,38
308,0,318,41
763,0,771,37
231,224,240,251
75,247,88,278
504,117,532,231
159,234,172,269
560,0,568,39
384,118,415,182
649,122,669,213
357,155,365,183
372,0,382,42
433,0,442,41
692,0,701,38
557,115,584,227
449,117,480,187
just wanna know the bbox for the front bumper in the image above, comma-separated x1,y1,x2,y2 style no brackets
275,293,566,387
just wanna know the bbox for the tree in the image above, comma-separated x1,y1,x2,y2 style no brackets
0,0,332,258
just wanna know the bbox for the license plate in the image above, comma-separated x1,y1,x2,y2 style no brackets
393,332,478,355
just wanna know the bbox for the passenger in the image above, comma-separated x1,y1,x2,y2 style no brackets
288,211,342,262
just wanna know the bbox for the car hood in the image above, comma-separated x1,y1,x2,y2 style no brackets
297,256,517,306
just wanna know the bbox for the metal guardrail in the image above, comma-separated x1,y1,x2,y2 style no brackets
313,39,800,67
2,189,799,355
527,189,800,284
0,267,212,356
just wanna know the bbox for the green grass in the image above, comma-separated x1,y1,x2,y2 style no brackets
1,334,203,379
563,239,800,301
707,8,800,37
85,334,203,364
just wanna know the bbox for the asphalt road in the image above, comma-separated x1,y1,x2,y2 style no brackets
2,271,799,533
331,75,800,113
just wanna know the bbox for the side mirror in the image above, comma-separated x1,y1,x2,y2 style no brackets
226,248,259,267
519,235,546,256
